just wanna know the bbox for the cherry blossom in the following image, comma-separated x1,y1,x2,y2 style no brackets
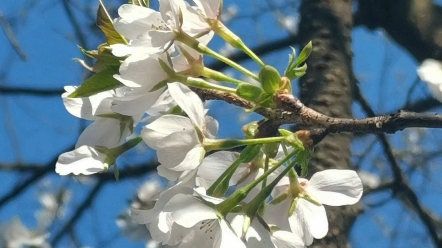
417,59,442,102
142,82,217,171
264,169,363,245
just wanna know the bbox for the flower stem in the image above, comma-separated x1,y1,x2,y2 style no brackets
216,148,299,216
176,32,259,81
201,67,246,85
184,76,237,94
204,136,286,151
213,22,265,67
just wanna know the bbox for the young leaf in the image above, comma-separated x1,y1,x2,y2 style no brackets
78,45,122,66
68,66,121,98
236,83,265,102
293,41,312,67
97,0,127,45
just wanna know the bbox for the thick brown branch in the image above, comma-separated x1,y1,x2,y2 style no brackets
276,93,442,133
194,87,442,134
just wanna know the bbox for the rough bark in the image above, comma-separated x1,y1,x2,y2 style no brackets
298,0,362,247
355,0,442,62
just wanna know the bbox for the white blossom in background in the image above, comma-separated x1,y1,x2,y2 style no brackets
220,4,238,23
219,43,235,57
36,190,70,229
417,59,442,102
357,170,381,189
278,15,299,34
0,217,50,248
117,210,151,241
264,169,363,245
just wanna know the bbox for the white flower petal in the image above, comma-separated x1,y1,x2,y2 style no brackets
76,118,131,148
55,146,107,175
263,198,292,231
114,4,161,40
163,194,217,228
194,0,221,19
131,184,193,225
111,89,163,118
115,54,167,90
307,169,363,206
146,89,175,116
197,151,239,187
167,82,205,130
218,219,246,248
156,130,204,170
142,115,194,149
271,230,305,248
62,86,114,120
291,198,327,241
205,115,219,138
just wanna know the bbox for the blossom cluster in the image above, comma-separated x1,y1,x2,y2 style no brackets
55,0,364,247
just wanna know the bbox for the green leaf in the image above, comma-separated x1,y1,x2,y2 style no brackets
295,149,312,177
294,41,312,67
68,67,121,98
97,0,127,45
78,45,122,67
286,63,307,80
236,83,264,102
284,46,296,76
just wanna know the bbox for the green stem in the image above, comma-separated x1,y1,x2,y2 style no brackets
183,76,237,94
201,67,246,85
216,148,299,216
204,136,286,151
213,22,265,67
175,32,259,81
207,157,242,197
245,158,298,219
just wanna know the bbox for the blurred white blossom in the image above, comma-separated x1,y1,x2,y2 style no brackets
417,59,442,102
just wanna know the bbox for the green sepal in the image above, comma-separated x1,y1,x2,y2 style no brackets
263,142,279,159
97,0,128,45
294,149,312,177
113,162,120,181
288,197,298,216
236,83,264,102
259,65,281,94
242,122,259,139
284,133,304,151
278,129,293,137
68,66,121,98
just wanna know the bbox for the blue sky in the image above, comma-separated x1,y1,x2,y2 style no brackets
1,0,441,247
